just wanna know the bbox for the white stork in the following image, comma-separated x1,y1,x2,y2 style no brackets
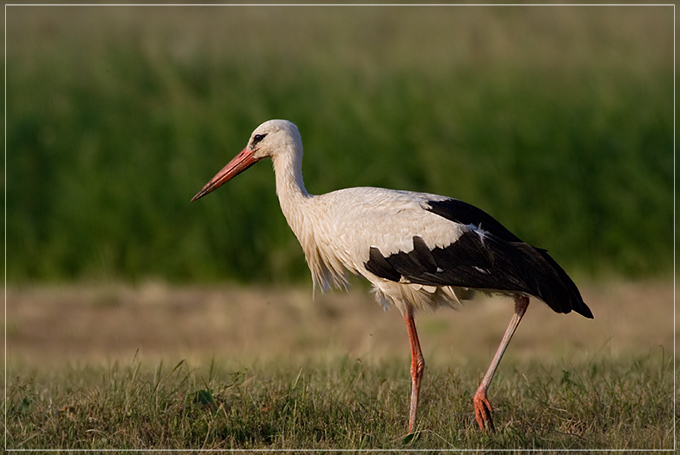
191,119,593,433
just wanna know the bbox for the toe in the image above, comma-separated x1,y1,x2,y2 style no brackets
473,393,495,432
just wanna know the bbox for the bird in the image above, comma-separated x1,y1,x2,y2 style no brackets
191,119,593,433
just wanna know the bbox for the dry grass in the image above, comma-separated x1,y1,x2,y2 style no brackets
5,281,676,450
5,281,675,450
6,280,674,368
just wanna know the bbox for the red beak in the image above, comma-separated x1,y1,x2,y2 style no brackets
191,148,258,202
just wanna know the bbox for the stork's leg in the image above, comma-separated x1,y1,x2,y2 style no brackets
403,306,425,433
473,295,530,432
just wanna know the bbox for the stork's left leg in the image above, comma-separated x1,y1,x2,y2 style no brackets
473,295,530,432
403,306,425,434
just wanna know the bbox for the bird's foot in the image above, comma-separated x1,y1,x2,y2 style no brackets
473,390,495,433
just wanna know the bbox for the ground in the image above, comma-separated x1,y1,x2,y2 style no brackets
6,279,674,366
5,280,676,450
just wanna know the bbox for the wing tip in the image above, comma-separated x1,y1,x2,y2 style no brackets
573,300,594,319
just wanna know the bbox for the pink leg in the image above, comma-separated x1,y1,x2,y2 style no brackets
473,295,530,432
404,306,425,433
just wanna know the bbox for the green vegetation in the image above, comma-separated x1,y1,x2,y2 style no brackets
6,6,673,285
6,352,674,450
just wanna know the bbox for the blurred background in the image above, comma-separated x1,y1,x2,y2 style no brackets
5,5,674,365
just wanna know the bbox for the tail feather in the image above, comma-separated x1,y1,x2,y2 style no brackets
514,243,593,319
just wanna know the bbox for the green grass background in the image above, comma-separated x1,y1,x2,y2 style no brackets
6,5,674,284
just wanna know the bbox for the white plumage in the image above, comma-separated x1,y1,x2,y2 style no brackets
296,187,472,311
192,119,592,433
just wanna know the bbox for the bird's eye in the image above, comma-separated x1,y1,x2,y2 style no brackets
252,134,267,146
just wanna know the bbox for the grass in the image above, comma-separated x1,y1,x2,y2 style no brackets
5,5,675,284
5,281,676,450
6,353,674,450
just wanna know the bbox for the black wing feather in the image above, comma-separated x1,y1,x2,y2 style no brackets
427,198,522,242
364,198,593,319
367,246,401,282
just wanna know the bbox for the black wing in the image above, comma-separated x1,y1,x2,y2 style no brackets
364,198,593,319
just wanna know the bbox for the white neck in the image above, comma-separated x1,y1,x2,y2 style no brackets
271,144,310,237
270,136,348,293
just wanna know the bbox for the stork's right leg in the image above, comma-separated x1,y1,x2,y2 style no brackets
403,306,425,433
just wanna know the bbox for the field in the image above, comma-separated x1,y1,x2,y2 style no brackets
4,4,676,452
5,280,676,450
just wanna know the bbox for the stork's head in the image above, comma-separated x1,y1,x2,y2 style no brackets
191,119,302,201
